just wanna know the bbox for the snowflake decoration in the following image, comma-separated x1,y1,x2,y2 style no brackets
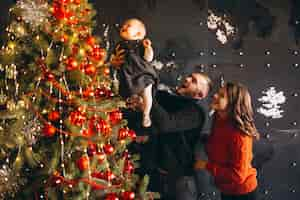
207,10,235,44
216,29,228,44
151,60,178,71
165,61,178,69
16,0,50,29
22,116,42,146
257,87,286,119
151,60,164,71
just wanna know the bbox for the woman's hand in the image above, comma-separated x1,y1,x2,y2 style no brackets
194,159,208,170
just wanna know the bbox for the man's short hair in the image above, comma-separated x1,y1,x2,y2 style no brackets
198,72,213,94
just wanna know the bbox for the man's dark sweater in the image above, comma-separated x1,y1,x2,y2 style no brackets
150,90,210,177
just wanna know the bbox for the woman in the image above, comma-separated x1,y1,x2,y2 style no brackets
194,82,259,200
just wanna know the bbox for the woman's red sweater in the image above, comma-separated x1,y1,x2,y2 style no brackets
205,117,258,195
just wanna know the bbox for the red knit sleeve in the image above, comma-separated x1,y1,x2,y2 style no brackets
206,132,251,184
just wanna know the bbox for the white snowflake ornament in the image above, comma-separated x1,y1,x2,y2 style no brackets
257,87,286,119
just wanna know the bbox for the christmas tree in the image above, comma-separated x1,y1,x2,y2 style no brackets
0,0,158,199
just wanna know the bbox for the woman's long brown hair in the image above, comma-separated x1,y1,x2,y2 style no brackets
225,82,260,140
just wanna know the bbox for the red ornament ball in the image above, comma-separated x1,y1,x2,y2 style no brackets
105,193,119,200
109,110,123,125
51,171,63,186
94,88,107,98
44,71,55,81
95,119,111,136
87,143,98,156
103,67,110,76
86,36,96,46
106,90,114,98
76,156,89,171
84,64,97,75
90,46,106,61
69,110,86,126
43,124,56,137
65,57,78,70
81,128,94,137
127,129,136,140
121,191,135,200
105,171,116,181
118,128,128,140
91,171,101,178
94,170,116,181
123,150,130,159
83,88,95,98
103,144,114,155
63,9,73,20
48,110,60,121
53,6,65,20
124,160,134,174
60,34,68,43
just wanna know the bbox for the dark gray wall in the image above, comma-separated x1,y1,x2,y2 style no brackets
1,0,300,199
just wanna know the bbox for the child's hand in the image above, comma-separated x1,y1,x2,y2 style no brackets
194,159,207,170
143,39,152,48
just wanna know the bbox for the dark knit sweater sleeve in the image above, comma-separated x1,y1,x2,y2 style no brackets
150,98,205,133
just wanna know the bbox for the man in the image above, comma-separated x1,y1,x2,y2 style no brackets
151,72,216,200
129,72,216,200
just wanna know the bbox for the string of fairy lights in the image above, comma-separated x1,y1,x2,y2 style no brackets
0,1,139,199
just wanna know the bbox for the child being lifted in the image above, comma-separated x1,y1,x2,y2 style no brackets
111,18,158,127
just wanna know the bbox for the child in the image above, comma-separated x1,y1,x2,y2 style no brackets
112,18,158,127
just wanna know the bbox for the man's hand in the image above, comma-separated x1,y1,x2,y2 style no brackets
126,95,144,111
194,159,208,170
143,38,152,48
135,135,149,143
110,44,125,68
